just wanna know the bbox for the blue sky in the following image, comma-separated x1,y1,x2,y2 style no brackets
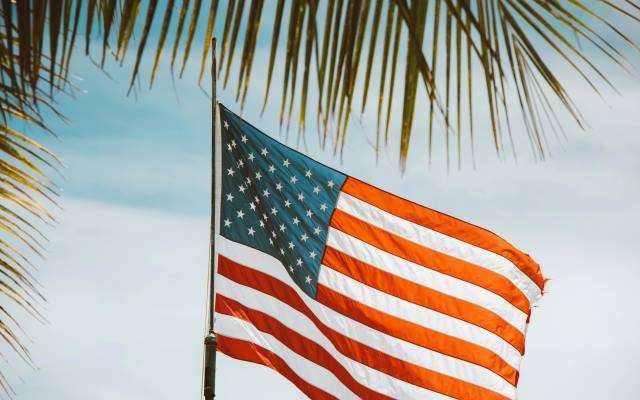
7,4,640,399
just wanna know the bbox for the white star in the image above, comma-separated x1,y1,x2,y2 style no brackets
248,153,255,161
262,213,268,221
309,250,317,259
327,180,335,189
231,140,237,148
254,195,260,203
305,276,312,284
296,258,303,266
238,185,246,193
305,170,313,178
249,202,256,211
223,120,229,129
301,233,308,242
279,224,286,232
290,175,298,184
269,238,274,245
227,168,235,176
275,182,283,191
272,231,277,238
261,147,269,156
245,177,252,185
284,199,291,208
283,159,291,167
320,203,328,211
313,226,321,235
268,165,276,173
224,219,231,227
293,217,300,225
263,189,270,198
255,172,262,180
297,193,305,202
289,266,294,273
248,227,255,236
288,241,295,249
240,134,248,143
237,210,245,219
226,193,234,202
237,159,244,168
280,248,285,255
305,209,313,218
226,143,232,151
259,220,265,227
313,186,321,194
271,207,278,215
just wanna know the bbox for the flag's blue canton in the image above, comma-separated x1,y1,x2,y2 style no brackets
219,105,347,298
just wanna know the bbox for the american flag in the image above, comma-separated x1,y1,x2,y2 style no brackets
213,104,546,400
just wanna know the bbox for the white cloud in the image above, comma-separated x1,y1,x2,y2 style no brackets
11,197,305,399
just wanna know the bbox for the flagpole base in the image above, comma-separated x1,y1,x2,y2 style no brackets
203,331,218,399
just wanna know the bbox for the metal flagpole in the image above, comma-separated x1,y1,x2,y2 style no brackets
203,37,218,400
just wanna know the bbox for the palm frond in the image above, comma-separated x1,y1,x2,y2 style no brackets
0,1,76,394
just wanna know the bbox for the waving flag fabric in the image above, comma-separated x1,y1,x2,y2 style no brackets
213,104,545,400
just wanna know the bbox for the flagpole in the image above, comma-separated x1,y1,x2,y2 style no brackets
203,37,218,400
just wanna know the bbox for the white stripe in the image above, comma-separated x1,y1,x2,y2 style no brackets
317,256,520,370
336,192,542,304
327,228,528,337
217,237,517,399
319,267,516,398
216,275,456,400
215,314,358,400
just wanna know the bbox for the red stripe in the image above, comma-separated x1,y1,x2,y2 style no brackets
341,177,545,292
330,208,531,315
216,295,392,400
316,283,518,396
217,334,337,400
322,245,523,381
218,255,510,400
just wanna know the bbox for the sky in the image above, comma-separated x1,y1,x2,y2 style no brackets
6,4,640,399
